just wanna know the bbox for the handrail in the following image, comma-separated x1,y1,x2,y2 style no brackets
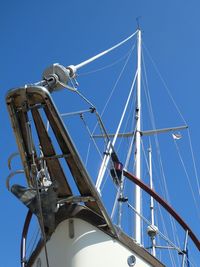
123,169,200,251
21,210,33,267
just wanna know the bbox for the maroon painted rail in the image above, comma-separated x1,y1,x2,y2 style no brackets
123,170,200,251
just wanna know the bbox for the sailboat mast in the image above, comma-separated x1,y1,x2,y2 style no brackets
148,147,155,226
135,29,142,244
148,146,156,257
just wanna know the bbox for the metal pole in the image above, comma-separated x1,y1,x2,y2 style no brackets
148,147,156,257
181,230,189,267
135,29,142,244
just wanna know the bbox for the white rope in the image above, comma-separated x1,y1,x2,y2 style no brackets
75,30,138,70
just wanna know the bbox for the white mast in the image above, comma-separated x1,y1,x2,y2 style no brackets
148,146,156,257
135,29,142,244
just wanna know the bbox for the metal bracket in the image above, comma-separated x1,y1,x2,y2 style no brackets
57,195,95,205
6,170,24,191
7,152,19,170
42,63,76,92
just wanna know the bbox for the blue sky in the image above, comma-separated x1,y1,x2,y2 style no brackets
1,1,200,266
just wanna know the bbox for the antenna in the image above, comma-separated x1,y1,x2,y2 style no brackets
136,16,142,30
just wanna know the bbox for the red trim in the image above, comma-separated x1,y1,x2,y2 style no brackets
123,170,200,251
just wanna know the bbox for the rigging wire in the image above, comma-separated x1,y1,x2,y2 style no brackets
26,226,41,259
141,48,182,264
110,99,136,221
141,138,181,265
80,114,103,160
173,138,200,222
95,70,138,191
129,201,196,267
141,47,171,204
34,172,50,267
92,42,136,133
157,204,179,267
79,45,136,76
116,93,136,153
187,128,200,196
78,44,137,194
127,202,181,252
111,123,137,220
85,143,91,167
142,42,187,126
75,30,138,70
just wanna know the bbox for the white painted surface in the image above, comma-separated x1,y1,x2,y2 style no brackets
135,29,142,244
32,218,153,267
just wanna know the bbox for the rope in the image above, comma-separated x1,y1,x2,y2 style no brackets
75,30,138,70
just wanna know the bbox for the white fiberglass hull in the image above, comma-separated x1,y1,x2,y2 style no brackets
32,218,158,267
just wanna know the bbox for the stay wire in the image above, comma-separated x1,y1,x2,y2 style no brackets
127,202,182,253
142,48,182,261
79,44,136,76
80,114,103,160
34,172,50,267
99,43,136,122
142,46,172,205
27,227,40,259
80,112,118,187
187,128,200,196
75,30,138,70
173,138,200,222
111,123,137,220
143,41,187,126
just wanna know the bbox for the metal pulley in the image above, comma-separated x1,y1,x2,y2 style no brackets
42,63,77,92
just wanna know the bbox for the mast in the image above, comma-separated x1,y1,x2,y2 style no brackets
135,29,142,244
148,146,156,257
